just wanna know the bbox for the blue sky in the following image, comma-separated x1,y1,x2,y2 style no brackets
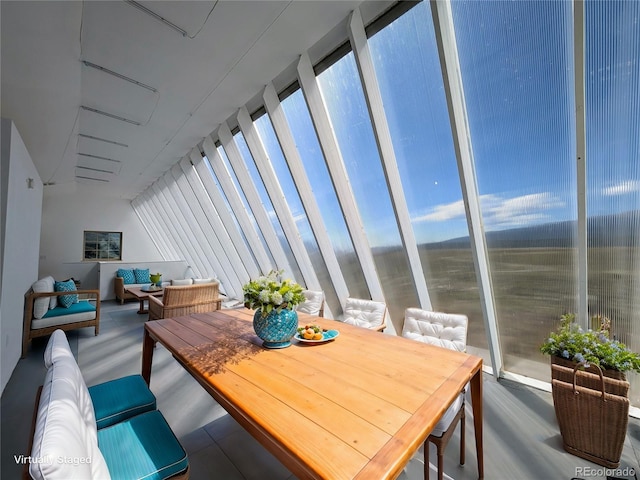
226,0,638,250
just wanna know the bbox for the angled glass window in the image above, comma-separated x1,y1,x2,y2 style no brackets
200,154,261,272
217,144,277,269
232,131,303,282
254,113,341,315
317,51,419,323
280,89,370,301
369,1,488,358
585,1,640,403
452,0,577,380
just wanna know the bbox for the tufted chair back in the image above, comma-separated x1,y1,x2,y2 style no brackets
401,308,468,352
297,290,325,317
342,298,387,331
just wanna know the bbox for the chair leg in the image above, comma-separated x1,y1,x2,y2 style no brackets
424,441,430,480
437,444,444,480
460,404,466,466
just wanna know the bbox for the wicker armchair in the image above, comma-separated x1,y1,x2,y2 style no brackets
148,282,221,320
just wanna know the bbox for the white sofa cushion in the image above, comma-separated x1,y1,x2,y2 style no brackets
43,331,98,432
171,278,193,286
30,338,110,479
297,290,324,316
342,298,386,329
431,392,465,437
32,276,55,319
193,277,216,284
44,329,75,369
402,308,468,352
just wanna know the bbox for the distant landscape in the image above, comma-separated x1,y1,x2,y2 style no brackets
355,210,640,391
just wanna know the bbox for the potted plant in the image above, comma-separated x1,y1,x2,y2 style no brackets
540,313,640,468
243,270,305,349
541,313,640,379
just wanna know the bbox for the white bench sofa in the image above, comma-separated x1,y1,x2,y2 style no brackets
26,330,189,480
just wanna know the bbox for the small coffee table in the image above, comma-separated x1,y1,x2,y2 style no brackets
124,286,164,314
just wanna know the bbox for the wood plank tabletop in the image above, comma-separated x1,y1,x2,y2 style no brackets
142,308,483,480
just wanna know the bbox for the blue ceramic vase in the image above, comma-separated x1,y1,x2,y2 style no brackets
253,308,298,349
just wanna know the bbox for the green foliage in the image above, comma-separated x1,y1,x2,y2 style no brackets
242,270,305,318
540,313,640,373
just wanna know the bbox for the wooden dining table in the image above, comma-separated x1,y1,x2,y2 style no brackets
141,308,484,480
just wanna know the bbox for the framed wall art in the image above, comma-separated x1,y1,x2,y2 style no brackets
83,231,122,261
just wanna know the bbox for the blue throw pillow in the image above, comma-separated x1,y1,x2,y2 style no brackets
133,268,150,284
117,268,135,285
54,279,78,308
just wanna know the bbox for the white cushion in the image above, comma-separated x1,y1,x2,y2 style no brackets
193,277,216,284
43,331,97,432
342,298,386,329
431,391,465,437
402,308,468,352
183,266,195,279
30,341,110,479
32,309,97,331
171,278,193,286
32,277,55,319
44,329,75,369
297,290,324,316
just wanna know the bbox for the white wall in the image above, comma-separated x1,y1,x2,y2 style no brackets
1,119,43,393
39,186,163,289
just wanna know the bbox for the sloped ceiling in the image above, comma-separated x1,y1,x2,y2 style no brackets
1,0,393,199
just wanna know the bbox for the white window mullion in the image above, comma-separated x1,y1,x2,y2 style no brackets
432,0,503,375
237,106,319,290
152,180,207,277
192,143,260,280
574,0,588,329
297,52,385,302
140,190,183,262
170,162,240,298
348,8,433,311
202,134,272,274
163,171,218,277
132,197,173,260
218,121,295,279
183,151,252,292
263,82,349,309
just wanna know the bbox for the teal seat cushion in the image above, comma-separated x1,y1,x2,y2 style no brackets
43,300,95,318
89,375,157,429
98,410,189,480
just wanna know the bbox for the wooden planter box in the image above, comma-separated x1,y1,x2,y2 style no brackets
550,356,629,468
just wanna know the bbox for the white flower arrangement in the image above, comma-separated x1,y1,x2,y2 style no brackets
242,270,305,318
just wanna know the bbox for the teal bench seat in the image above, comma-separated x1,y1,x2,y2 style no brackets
89,375,157,429
98,410,189,480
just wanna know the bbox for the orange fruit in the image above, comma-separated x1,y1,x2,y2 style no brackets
313,332,323,340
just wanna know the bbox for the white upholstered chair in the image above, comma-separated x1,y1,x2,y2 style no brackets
297,290,325,317
401,308,469,480
342,297,387,332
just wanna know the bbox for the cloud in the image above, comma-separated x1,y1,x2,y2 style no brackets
601,180,640,196
413,192,566,228
413,199,466,222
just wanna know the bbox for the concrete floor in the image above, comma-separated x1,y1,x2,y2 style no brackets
3,301,640,479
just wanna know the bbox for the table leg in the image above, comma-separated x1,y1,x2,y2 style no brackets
141,327,156,386
137,298,147,314
470,369,484,479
